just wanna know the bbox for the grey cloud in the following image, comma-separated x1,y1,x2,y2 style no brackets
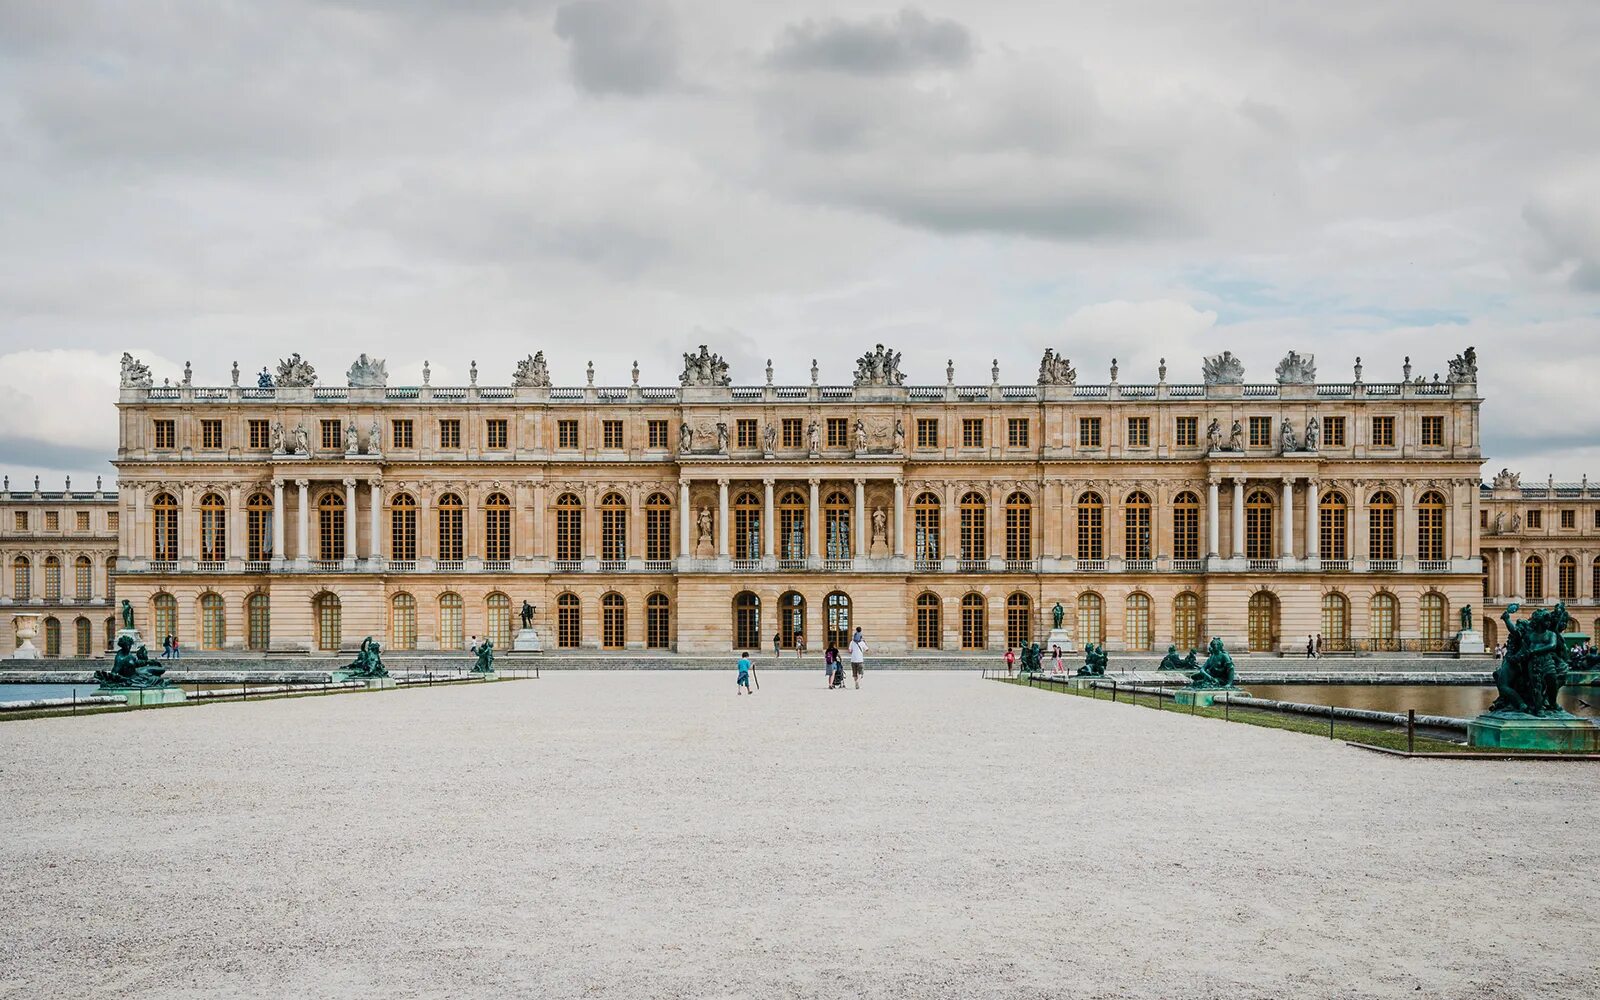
1523,187,1600,292
768,8,973,75
0,439,116,476
552,0,678,95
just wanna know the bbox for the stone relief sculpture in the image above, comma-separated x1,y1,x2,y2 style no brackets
853,344,905,387
854,419,867,452
1227,420,1245,452
1447,346,1478,384
1037,348,1077,386
893,419,906,451
1491,468,1521,490
678,422,693,454
697,507,713,546
275,353,317,387
292,424,310,456
1201,351,1246,385
807,419,820,455
763,422,777,456
1303,416,1320,451
1510,512,1522,532
119,352,153,388
270,420,286,455
1491,511,1505,534
679,345,732,387
1206,418,1223,451
344,422,360,455
346,353,388,388
1280,418,1298,453
368,418,383,456
512,352,552,387
715,422,729,453
871,508,887,545
1274,351,1316,385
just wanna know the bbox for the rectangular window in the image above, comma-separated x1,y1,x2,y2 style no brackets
319,419,341,451
1006,418,1029,448
1078,417,1101,448
108,511,119,532
1371,415,1395,447
1324,416,1346,446
916,418,938,448
1480,510,1488,529
1420,414,1444,447
826,417,848,448
781,418,803,449
1527,509,1542,529
248,419,270,449
153,420,175,450
602,420,624,449
557,419,579,450
391,419,414,449
962,418,984,448
45,511,59,531
1127,417,1150,448
439,419,462,449
76,511,90,532
648,419,669,449
201,419,223,450
1248,416,1271,448
1561,509,1576,529
736,419,757,449
1175,416,1197,448
13,512,26,530
486,419,508,450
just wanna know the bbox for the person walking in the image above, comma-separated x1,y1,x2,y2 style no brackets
848,628,866,689
1004,646,1016,677
1051,644,1064,674
161,634,173,660
796,633,806,658
830,646,845,688
171,636,181,660
1306,634,1315,659
737,651,753,695
823,644,837,687
772,631,781,660
1315,634,1323,658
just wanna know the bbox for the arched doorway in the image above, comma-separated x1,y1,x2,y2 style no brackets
779,590,806,648
1247,591,1277,652
732,591,761,649
825,591,851,649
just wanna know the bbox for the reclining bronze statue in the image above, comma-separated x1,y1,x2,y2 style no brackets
343,636,390,678
93,635,173,689
1186,637,1238,689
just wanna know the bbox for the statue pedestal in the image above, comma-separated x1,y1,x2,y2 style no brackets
1467,714,1599,751
1455,629,1484,656
98,686,187,707
363,677,396,690
469,671,500,681
511,629,543,653
1174,688,1245,708
1045,628,1074,654
1068,676,1098,690
694,540,715,559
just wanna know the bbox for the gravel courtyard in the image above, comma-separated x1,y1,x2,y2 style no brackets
2,671,1594,1000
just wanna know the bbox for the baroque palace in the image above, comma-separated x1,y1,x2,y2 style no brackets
6,343,1596,659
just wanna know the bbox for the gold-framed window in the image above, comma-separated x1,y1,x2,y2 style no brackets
1175,416,1197,448
487,419,509,449
200,492,226,560
1368,491,1396,560
915,593,941,649
1245,490,1274,559
1124,593,1152,650
735,419,757,450
959,491,986,561
1124,491,1151,560
823,491,851,558
646,593,670,648
600,492,627,561
1370,415,1395,447
436,493,463,562
960,593,985,649
153,420,175,450
439,419,462,449
555,493,582,562
781,418,802,449
557,593,581,648
1319,491,1347,560
389,493,416,561
484,492,511,561
389,593,416,650
554,419,576,449
733,491,761,560
645,493,672,561
1248,591,1277,651
1248,416,1271,448
1077,592,1104,645
1076,492,1103,560
320,419,341,450
1007,418,1029,448
1417,490,1446,561
913,492,940,561
1324,416,1346,446
1173,592,1201,650
1127,417,1150,448
962,418,983,448
826,418,848,448
648,419,669,449
318,492,346,561
1320,593,1348,648
248,419,270,449
1004,492,1031,561
602,593,625,649
76,511,90,532
200,593,226,650
1524,556,1543,600
438,592,464,648
152,492,178,560
75,556,92,600
1420,415,1444,446
1172,491,1199,561
314,592,340,652
487,592,512,648
602,420,623,450
916,418,937,448
778,491,806,559
201,419,223,450
391,419,414,449
1006,592,1032,649
1078,417,1100,448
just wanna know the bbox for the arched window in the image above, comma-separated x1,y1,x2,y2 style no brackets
1172,491,1200,561
74,616,92,657
1006,592,1032,649
779,590,806,648
389,593,416,650
1369,592,1398,651
486,592,512,648
152,592,177,644
43,616,59,657
247,592,270,651
198,593,225,649
732,591,762,648
152,492,178,561
1594,557,1600,602
1245,490,1274,560
778,491,806,561
318,492,346,562
390,493,417,562
1124,593,1153,650
1076,492,1103,561
439,592,464,648
1558,555,1578,601
247,492,274,561
1321,592,1349,651
1417,491,1446,562
915,593,941,649
733,491,762,560
645,493,673,562
1524,555,1544,601
1123,491,1151,561
484,492,511,562
106,556,116,600
75,556,93,601
913,492,941,562
436,493,463,563
314,592,341,652
105,616,116,651
825,591,851,649
1419,592,1447,648
645,593,670,648
1076,592,1103,646
961,593,986,649
555,493,582,562
960,492,987,562
11,556,28,601
1173,592,1200,650
601,592,626,649
557,593,581,648
1005,492,1032,561
1319,491,1348,561
200,492,226,561
824,491,852,559
1247,591,1277,651
1368,491,1396,561
600,492,627,562
43,555,60,601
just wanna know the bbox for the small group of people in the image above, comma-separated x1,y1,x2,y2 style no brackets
1303,634,1326,658
740,627,866,693
159,633,181,659
1001,645,1063,675
771,631,808,658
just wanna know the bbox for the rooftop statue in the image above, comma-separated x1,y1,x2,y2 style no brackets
1489,603,1573,717
1037,348,1077,386
1159,645,1200,671
472,639,495,674
1075,644,1109,677
1187,637,1238,689
853,343,905,387
346,353,388,388
1491,468,1521,490
679,345,731,387
119,352,154,389
1274,350,1317,385
1447,346,1478,384
275,353,317,387
95,635,172,689
343,636,389,678
1202,351,1246,385
512,351,553,388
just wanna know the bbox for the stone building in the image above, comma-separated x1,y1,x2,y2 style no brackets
1479,470,1600,650
1,477,121,657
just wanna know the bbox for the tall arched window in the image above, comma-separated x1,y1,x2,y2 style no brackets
1123,491,1151,561
1524,555,1544,601
1370,592,1398,651
390,493,417,562
1245,490,1274,560
778,491,806,560
74,616,92,656
43,556,61,601
104,616,116,651
960,492,987,562
106,557,116,600
1076,492,1103,561
200,492,226,561
600,493,627,562
436,493,463,562
389,593,416,650
318,492,346,561
824,491,852,559
779,590,806,647
314,592,341,652
645,493,673,561
601,592,626,649
1320,592,1349,651
1368,491,1397,561
961,593,986,649
733,491,762,560
732,591,761,648
247,592,270,651
646,593,670,648
1417,490,1446,561
825,591,851,649
1419,592,1447,648
247,492,274,560
1124,593,1152,650
1076,592,1103,646
555,493,582,562
75,556,92,601
484,492,511,562
11,556,28,601
43,616,59,657
914,492,941,562
1005,592,1032,649
1593,557,1600,602
1319,491,1348,561
1172,491,1199,561
439,592,464,648
1558,555,1578,601
916,593,942,649
557,593,581,648
199,593,225,649
1247,591,1277,651
1005,492,1032,561
152,592,177,643
152,492,178,561
486,592,512,647
1173,592,1200,650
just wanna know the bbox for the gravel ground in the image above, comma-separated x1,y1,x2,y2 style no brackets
1,671,1595,1000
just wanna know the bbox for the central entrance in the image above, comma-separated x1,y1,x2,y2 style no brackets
825,590,851,649
779,590,806,648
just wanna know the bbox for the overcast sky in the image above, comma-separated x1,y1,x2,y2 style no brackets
2,0,1597,491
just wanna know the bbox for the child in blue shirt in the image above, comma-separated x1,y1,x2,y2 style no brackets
737,652,753,694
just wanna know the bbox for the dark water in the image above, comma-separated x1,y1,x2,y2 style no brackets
0,683,101,703
1245,683,1597,719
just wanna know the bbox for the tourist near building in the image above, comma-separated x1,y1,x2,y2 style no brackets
0,477,121,657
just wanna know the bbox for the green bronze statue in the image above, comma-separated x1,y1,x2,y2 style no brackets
1186,637,1238,689
343,636,389,678
1052,602,1065,630
472,639,495,673
120,599,134,630
1075,643,1108,677
94,635,172,689
1489,603,1573,717
1018,642,1042,675
1461,604,1473,631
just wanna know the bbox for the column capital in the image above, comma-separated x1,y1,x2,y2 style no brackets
342,476,357,488
294,478,309,488
762,477,775,486
893,477,904,488
678,476,692,488
369,477,383,489
716,477,729,487
1207,475,1221,486
1281,475,1294,486
1232,476,1246,486
854,477,867,486
808,477,822,486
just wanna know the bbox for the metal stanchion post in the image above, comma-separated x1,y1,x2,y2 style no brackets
1407,709,1415,754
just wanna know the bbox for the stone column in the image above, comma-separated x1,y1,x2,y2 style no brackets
369,479,383,566
343,477,358,565
1401,482,1415,568
295,478,310,565
131,484,146,561
763,478,776,558
854,478,866,558
717,478,729,558
808,478,821,562
679,479,692,558
1231,477,1245,560
893,478,905,558
1206,477,1220,558
1280,476,1294,560
1306,479,1320,561
227,483,242,566
272,479,285,564
179,484,194,563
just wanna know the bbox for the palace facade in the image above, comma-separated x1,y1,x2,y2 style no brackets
59,344,1510,658
1,478,121,657
1479,472,1600,650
